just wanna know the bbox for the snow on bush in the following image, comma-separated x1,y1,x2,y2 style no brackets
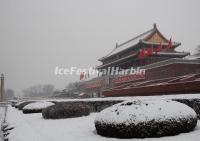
95,100,197,138
16,101,35,110
14,101,24,108
42,102,90,119
9,100,18,107
173,99,200,119
22,101,55,114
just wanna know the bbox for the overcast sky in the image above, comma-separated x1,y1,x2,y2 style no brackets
0,0,200,95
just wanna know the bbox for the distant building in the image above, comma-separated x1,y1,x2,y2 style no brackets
52,89,79,98
97,24,188,70
79,24,200,97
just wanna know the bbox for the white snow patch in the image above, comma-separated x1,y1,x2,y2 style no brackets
23,102,54,110
15,101,25,106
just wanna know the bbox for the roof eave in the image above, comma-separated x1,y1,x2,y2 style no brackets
98,42,141,62
141,40,181,47
96,53,138,69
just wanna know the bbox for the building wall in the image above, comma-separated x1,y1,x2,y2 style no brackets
146,63,200,81
80,62,200,97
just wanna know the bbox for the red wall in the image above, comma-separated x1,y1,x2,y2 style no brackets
145,63,200,81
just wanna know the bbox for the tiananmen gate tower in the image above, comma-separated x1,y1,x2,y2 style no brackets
78,24,200,97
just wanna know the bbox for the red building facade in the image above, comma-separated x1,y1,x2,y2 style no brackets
79,24,200,97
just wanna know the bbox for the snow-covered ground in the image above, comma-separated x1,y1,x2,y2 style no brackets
5,105,200,141
22,93,200,103
0,105,7,141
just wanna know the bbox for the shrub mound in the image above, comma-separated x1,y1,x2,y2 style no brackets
14,101,23,108
23,101,55,114
95,100,197,139
17,101,35,110
9,100,18,107
173,99,200,119
42,102,90,119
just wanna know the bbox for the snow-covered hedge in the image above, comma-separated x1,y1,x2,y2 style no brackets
15,101,35,110
173,99,200,119
14,101,24,108
9,100,18,107
22,101,55,114
42,102,90,119
95,100,197,138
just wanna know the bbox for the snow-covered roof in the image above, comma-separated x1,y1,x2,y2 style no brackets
186,55,200,60
96,52,138,69
98,24,179,62
79,93,86,96
141,40,181,47
155,51,190,56
141,58,200,70
96,52,189,69
99,28,154,61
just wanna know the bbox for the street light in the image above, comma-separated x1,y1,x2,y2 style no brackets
0,73,5,102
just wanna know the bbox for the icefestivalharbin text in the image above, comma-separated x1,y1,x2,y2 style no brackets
54,66,145,76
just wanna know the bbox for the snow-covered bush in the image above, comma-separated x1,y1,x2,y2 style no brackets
95,100,197,138
88,100,123,112
9,100,18,107
42,102,90,119
173,99,200,119
17,101,35,110
22,101,55,114
14,101,23,108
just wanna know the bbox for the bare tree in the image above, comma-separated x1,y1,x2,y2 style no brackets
65,82,80,92
4,89,15,100
23,84,54,98
43,84,54,96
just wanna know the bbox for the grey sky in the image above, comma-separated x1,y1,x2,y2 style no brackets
0,0,200,95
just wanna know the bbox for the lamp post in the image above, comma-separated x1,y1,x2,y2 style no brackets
0,73,5,102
